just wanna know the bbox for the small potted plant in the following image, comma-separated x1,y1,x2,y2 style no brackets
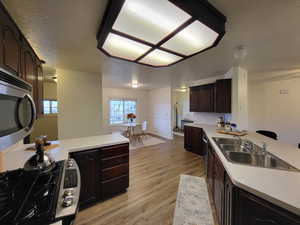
127,113,136,123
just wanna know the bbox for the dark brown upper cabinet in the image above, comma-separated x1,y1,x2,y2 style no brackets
0,5,22,76
0,2,44,117
190,84,215,113
215,79,232,113
190,79,231,113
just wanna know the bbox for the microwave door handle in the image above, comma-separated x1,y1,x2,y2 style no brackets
26,94,37,126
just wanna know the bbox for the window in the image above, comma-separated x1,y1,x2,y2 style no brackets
110,99,137,124
43,100,58,114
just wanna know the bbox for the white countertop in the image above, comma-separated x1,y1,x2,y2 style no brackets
1,133,129,172
186,123,300,216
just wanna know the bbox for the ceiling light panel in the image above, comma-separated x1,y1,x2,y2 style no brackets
139,49,182,66
103,33,151,60
112,0,192,44
162,21,219,56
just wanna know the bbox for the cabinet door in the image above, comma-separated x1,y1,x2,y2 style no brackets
0,4,22,77
190,84,215,112
234,190,300,225
70,149,101,209
36,65,44,116
215,79,231,113
184,126,193,151
207,145,214,194
184,126,204,155
23,49,38,105
213,156,225,225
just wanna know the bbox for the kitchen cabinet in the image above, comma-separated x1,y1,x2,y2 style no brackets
0,2,44,116
213,154,225,225
0,5,21,77
100,144,129,199
69,149,101,208
215,79,231,113
190,84,215,112
233,189,300,225
70,143,129,209
189,79,231,113
205,133,300,225
184,126,205,155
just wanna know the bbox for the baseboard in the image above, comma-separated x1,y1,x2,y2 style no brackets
148,132,173,140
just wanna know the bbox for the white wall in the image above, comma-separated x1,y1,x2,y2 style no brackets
102,88,149,133
248,71,300,146
230,67,249,130
148,87,173,139
57,69,103,139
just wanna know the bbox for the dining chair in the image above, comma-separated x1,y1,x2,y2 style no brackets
256,130,278,140
141,121,148,139
132,124,144,145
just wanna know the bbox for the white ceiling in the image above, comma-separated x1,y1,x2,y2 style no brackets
3,0,300,89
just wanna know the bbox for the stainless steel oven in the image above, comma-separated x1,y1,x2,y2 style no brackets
0,71,36,150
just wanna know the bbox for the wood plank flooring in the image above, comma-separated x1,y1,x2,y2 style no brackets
75,136,207,225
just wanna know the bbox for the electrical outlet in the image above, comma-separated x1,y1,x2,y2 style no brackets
280,89,289,94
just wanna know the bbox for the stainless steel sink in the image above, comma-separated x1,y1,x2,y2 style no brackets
212,137,300,172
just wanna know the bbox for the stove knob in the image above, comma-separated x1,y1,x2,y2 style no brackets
63,190,74,197
62,196,73,207
67,159,74,168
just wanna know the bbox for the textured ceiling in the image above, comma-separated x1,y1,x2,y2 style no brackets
3,0,300,89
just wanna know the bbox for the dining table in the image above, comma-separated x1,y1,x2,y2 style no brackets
121,122,142,143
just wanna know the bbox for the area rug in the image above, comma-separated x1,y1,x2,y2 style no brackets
130,136,166,150
173,175,214,225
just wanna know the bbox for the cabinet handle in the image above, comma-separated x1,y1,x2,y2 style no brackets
255,218,278,225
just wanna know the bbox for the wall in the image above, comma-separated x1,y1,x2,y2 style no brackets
102,88,149,133
148,87,172,139
30,81,58,141
57,69,103,139
248,70,300,146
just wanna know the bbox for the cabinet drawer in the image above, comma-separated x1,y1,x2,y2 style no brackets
101,154,129,169
101,144,129,158
102,163,129,180
102,174,129,198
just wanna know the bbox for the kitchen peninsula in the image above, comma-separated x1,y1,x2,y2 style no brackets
1,133,129,209
185,123,300,225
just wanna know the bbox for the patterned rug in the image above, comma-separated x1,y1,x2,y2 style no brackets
173,175,214,225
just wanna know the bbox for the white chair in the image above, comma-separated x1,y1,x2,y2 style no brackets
141,121,148,139
132,124,143,145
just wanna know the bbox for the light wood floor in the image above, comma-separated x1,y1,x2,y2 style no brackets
75,136,206,225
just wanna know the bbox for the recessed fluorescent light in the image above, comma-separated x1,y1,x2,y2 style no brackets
139,49,182,66
102,33,151,60
112,0,191,44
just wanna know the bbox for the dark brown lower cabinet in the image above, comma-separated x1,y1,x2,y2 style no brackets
184,126,205,155
233,189,300,225
69,143,129,209
206,135,300,225
69,149,101,208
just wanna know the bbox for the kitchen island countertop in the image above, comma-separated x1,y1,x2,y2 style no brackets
1,133,129,172
186,123,300,216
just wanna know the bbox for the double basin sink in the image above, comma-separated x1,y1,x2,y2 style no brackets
212,137,299,172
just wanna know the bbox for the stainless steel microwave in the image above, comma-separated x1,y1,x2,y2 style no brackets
0,71,36,151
